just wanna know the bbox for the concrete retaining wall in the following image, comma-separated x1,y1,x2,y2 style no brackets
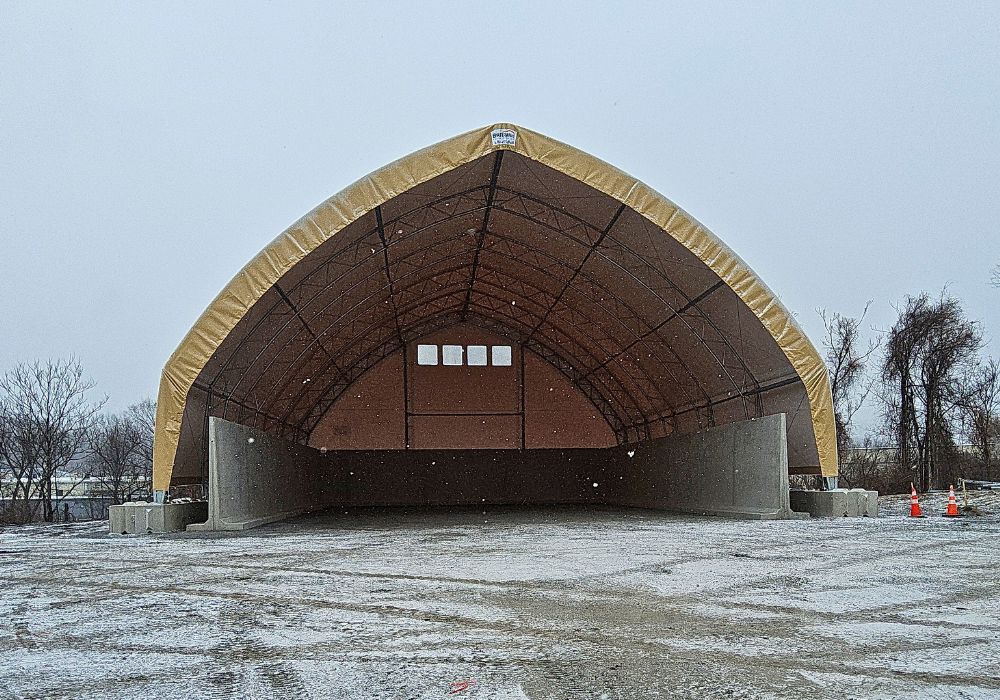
195,414,797,530
608,414,798,519
190,418,338,531
308,448,621,508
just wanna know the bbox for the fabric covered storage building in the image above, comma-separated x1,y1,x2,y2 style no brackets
150,123,837,527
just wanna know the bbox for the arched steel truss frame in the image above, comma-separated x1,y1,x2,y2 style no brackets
195,152,798,464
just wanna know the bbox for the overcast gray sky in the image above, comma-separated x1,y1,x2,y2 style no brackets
2,1,998,434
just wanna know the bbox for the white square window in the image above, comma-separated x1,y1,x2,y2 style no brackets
442,344,464,366
416,344,438,365
491,345,512,366
467,345,487,366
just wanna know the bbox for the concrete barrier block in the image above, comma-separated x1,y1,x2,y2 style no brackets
108,504,131,534
108,502,208,534
153,502,209,532
790,489,879,517
111,503,147,534
851,489,880,517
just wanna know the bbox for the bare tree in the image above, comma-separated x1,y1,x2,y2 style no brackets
958,358,1000,480
87,398,155,505
0,359,106,522
819,304,879,458
881,293,982,491
0,400,42,522
127,398,155,494
88,412,146,505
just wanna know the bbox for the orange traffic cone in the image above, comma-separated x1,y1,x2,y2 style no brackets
909,483,924,518
944,484,960,517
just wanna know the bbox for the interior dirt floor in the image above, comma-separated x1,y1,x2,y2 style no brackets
1,503,999,699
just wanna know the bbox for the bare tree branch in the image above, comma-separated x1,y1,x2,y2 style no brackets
818,302,880,457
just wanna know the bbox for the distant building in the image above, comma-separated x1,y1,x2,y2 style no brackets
1,472,151,521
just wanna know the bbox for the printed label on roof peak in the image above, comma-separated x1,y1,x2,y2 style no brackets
491,128,517,147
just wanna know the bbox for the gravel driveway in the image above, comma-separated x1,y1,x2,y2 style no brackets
2,504,998,699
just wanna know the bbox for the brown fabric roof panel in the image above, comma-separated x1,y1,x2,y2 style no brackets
495,153,625,242
761,381,820,468
377,155,497,225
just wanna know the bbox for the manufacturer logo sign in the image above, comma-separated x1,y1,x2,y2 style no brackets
491,128,516,147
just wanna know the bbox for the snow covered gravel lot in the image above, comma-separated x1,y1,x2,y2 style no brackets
1,504,998,699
